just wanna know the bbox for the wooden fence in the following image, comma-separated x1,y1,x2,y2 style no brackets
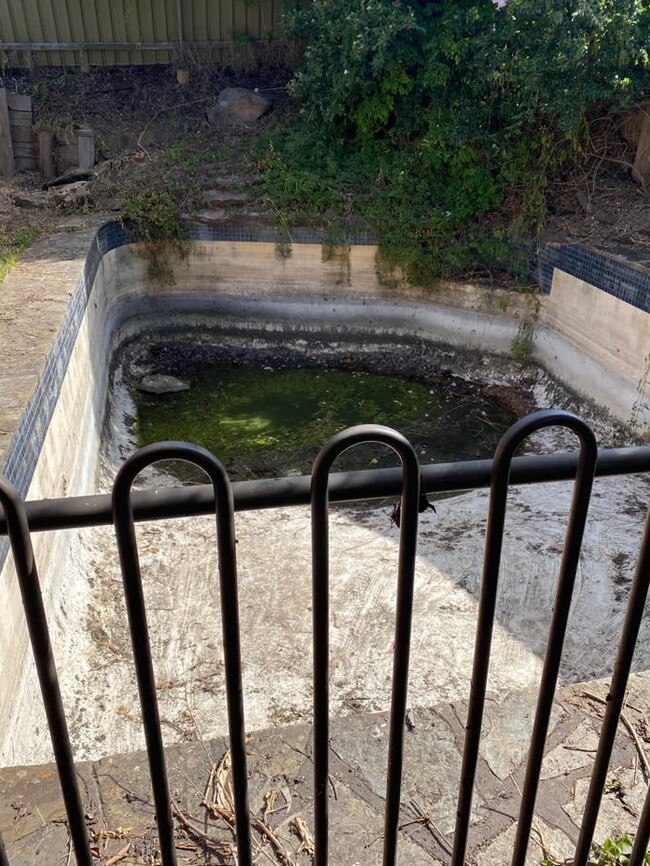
0,87,95,177
0,0,285,68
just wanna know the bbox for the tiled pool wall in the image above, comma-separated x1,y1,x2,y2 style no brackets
539,244,650,315
1,222,648,556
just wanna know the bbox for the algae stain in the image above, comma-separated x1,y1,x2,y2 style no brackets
136,367,508,481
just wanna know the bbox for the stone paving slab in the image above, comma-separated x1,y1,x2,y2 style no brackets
3,675,650,865
0,219,101,472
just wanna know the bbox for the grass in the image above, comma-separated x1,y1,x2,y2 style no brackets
0,225,41,285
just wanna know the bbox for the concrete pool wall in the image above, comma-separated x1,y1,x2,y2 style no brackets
0,221,648,764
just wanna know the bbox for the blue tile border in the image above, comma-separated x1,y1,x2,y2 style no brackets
0,219,648,575
538,243,650,314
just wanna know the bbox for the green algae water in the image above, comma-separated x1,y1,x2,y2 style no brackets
136,366,512,481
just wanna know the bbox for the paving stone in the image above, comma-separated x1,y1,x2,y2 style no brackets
540,718,600,780
481,687,562,781
476,817,574,866
563,768,648,843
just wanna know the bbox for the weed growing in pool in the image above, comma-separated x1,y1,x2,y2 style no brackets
511,320,534,365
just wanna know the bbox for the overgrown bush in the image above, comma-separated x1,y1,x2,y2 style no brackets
122,190,188,285
262,0,649,283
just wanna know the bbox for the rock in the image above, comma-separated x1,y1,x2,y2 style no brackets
621,100,650,148
138,374,190,395
594,208,618,226
47,180,91,209
630,211,650,234
12,191,48,209
207,88,271,125
576,190,594,214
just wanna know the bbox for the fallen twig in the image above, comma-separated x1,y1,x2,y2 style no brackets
291,816,315,860
171,799,233,854
104,843,131,866
409,799,454,857
580,690,650,782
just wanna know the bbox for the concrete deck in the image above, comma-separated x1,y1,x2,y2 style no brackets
3,675,650,865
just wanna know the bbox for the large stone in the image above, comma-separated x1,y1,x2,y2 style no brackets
11,190,48,209
208,87,271,125
137,373,189,394
47,180,91,209
621,100,650,148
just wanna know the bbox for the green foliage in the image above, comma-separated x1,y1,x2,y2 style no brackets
511,319,534,363
122,190,184,243
162,139,228,173
122,191,187,285
541,833,650,865
264,0,650,283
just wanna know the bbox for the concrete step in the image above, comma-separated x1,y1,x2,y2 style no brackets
188,207,277,228
202,188,252,207
210,172,264,190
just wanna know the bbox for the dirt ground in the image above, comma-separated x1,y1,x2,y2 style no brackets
0,65,291,269
1,64,650,279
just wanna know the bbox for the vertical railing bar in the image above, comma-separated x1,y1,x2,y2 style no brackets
311,425,420,866
381,453,420,866
510,424,597,866
629,783,650,866
212,466,253,866
0,479,93,866
573,500,650,866
113,471,177,866
450,410,597,866
311,448,330,866
112,442,253,866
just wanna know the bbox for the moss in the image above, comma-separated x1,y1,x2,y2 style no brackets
136,366,512,481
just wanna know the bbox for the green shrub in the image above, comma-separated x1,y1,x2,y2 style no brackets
122,190,184,243
265,0,649,283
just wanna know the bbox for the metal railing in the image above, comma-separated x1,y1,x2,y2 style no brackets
0,408,649,866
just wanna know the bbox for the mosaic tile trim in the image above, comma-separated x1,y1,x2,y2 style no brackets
539,244,650,314
0,221,648,573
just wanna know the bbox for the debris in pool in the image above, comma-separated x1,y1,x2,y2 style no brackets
138,374,190,395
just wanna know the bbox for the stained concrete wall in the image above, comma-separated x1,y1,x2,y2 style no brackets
538,269,650,428
0,231,648,763
0,235,538,763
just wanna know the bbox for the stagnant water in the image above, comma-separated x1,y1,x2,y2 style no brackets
135,366,517,481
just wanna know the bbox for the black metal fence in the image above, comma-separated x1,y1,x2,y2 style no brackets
0,408,649,866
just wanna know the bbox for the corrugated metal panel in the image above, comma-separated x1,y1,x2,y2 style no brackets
122,0,144,66
0,0,290,67
64,0,87,67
